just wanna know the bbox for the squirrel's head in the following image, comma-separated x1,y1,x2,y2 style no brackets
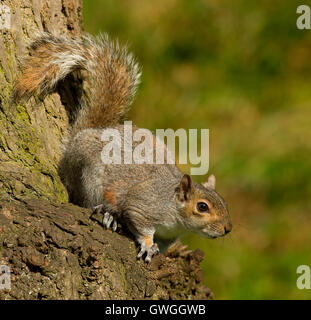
175,174,232,238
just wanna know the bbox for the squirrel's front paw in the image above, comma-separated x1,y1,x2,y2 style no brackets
93,205,118,232
137,243,159,263
103,211,118,232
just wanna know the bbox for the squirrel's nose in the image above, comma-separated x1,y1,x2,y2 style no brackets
224,222,232,235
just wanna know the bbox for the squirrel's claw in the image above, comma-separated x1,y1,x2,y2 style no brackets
112,220,118,232
93,204,103,214
103,211,118,232
138,243,159,263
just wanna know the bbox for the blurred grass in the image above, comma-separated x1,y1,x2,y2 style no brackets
83,0,311,299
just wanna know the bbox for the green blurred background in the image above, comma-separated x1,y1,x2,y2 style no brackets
83,0,311,299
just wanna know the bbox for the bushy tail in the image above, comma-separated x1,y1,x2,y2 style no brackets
14,32,141,133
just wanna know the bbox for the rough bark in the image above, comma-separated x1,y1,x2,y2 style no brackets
0,0,213,300
0,197,213,299
0,0,82,202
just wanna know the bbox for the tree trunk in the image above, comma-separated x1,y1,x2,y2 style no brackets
0,0,213,299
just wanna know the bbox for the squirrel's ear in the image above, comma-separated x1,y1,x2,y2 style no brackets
177,174,193,202
202,174,216,190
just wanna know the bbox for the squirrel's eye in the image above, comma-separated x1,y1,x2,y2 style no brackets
196,202,210,213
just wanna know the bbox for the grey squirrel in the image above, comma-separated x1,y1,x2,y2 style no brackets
14,32,232,262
